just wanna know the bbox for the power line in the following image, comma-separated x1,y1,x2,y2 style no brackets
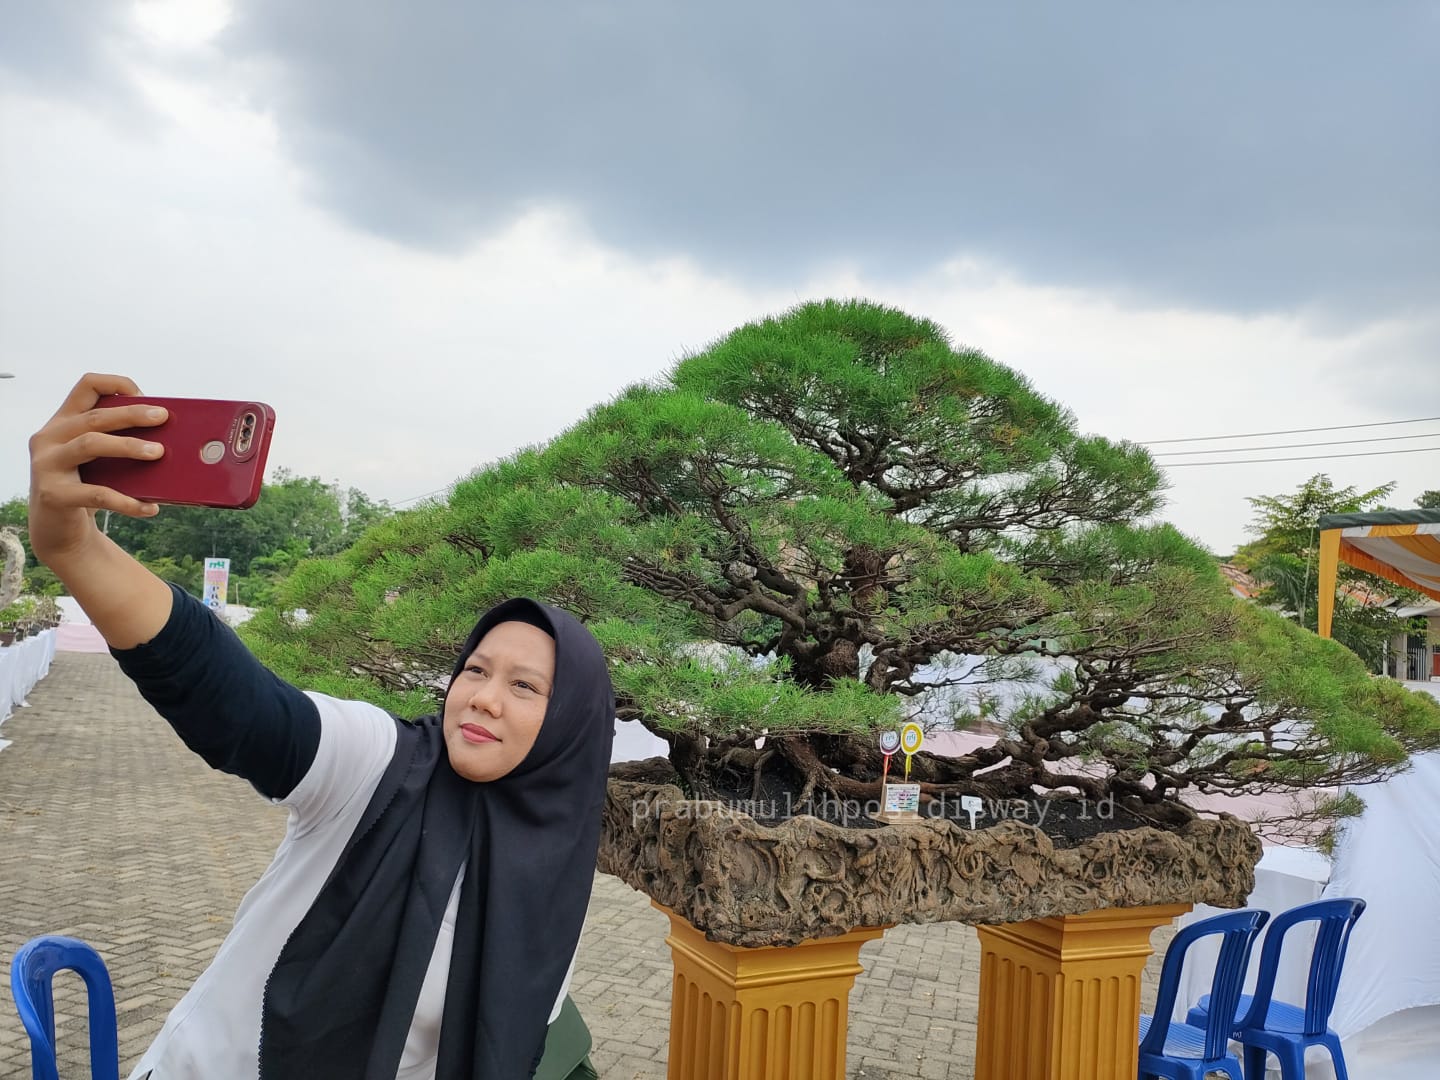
1140,415,1440,445
1160,445,1440,468
366,419,1440,498
392,485,453,506
1154,430,1440,457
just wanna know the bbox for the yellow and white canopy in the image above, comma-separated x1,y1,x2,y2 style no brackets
1317,509,1440,638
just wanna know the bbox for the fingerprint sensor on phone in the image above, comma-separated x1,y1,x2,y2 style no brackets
200,440,226,464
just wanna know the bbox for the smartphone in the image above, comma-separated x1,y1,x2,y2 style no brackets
78,396,276,509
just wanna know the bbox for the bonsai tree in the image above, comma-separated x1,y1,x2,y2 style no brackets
1,526,24,612
243,300,1440,830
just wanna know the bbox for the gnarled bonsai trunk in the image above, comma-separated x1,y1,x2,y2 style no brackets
0,528,25,612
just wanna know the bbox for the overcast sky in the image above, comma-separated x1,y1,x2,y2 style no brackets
2,0,1436,555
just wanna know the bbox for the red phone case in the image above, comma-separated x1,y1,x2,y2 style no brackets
78,396,276,509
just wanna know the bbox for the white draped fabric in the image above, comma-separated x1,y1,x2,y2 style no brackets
1175,759,1440,1037
1323,750,1440,1037
1170,727,1440,1077
0,628,58,727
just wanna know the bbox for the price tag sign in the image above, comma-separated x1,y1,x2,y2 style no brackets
900,722,924,781
960,794,983,829
883,783,921,815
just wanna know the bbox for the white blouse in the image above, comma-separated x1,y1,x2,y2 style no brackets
127,693,572,1080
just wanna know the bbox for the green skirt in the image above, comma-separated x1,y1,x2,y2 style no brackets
535,995,598,1080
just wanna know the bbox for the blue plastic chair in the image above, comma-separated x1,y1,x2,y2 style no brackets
10,935,119,1080
1139,909,1269,1080
1186,897,1365,1080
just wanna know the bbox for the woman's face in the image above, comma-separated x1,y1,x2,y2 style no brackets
442,620,556,781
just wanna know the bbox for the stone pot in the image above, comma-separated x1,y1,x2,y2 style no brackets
598,775,1262,1080
600,777,1260,948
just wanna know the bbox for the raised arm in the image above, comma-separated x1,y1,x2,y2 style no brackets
28,374,319,799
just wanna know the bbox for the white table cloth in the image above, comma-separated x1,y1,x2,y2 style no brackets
0,628,58,725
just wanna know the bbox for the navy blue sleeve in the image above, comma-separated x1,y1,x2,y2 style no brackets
110,585,321,800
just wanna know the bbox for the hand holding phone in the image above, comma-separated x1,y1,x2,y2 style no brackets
28,375,164,565
27,375,277,648
77,395,275,509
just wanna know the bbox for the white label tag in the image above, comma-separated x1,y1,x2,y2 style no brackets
884,783,921,814
960,794,983,829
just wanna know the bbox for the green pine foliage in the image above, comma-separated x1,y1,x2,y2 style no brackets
241,300,1440,826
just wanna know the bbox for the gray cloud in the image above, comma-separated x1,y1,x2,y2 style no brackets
216,0,1438,318
3,2,1435,322
1329,313,1440,418
0,0,134,100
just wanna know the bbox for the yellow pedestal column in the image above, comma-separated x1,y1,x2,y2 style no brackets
973,904,1190,1080
655,901,887,1080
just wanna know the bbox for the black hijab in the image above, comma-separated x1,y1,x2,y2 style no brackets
259,598,614,1079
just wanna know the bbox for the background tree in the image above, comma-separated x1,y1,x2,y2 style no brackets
1232,474,1416,669
2,474,392,602
104,468,356,575
1418,490,1440,510
242,301,1440,829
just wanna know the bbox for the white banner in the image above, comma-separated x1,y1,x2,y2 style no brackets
203,557,230,612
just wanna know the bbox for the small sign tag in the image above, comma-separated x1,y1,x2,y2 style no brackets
878,729,901,788
883,783,921,815
900,722,924,781
960,794,983,829
202,557,230,612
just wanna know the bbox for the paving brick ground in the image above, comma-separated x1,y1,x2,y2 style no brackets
0,652,1173,1079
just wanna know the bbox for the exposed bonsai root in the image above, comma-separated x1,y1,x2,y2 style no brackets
778,736,843,810
750,748,776,802
1116,794,1198,827
795,770,820,810
646,725,1209,831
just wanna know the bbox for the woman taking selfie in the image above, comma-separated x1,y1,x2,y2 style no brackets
27,374,613,1079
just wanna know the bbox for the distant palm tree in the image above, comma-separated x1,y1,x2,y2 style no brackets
1252,552,1312,624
